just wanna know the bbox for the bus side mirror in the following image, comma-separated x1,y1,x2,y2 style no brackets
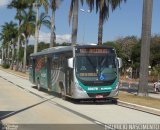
68,58,73,68
117,58,122,68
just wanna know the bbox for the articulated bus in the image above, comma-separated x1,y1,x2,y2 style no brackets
29,45,122,99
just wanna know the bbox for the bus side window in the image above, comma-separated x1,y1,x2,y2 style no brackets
35,57,45,72
29,59,32,67
53,59,59,69
52,55,62,69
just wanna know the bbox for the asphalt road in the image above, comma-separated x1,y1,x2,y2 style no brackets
0,70,160,130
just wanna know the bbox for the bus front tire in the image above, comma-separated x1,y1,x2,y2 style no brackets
61,90,66,100
59,82,66,100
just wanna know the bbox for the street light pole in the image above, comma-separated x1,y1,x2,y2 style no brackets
80,9,90,44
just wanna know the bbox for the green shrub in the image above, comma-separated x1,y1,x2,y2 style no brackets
2,64,10,69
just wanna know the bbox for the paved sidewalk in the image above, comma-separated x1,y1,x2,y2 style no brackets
120,79,160,99
148,93,160,99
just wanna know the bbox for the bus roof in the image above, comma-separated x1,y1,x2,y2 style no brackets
30,46,73,57
30,45,114,57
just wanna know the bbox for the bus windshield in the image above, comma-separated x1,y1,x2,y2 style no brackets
76,55,117,83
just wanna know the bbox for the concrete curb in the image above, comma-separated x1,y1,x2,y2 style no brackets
117,100,160,116
0,68,28,80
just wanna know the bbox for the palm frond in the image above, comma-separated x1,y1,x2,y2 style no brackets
38,12,51,29
110,0,126,11
86,0,94,12
40,0,49,13
50,0,56,11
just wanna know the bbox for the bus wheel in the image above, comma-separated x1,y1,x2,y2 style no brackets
37,79,41,91
110,98,117,104
61,89,66,100
59,82,66,100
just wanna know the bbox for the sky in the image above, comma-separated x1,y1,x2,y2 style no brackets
0,0,160,45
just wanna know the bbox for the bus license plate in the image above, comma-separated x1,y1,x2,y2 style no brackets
96,95,103,98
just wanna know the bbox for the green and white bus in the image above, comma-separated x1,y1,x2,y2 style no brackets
29,45,122,99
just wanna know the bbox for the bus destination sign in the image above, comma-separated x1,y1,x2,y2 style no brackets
79,48,109,54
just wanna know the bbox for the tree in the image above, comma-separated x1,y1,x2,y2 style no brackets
8,0,28,70
69,0,83,45
38,42,49,51
50,0,62,47
0,21,18,66
19,8,36,72
96,0,126,45
36,12,51,51
138,0,153,96
10,36,18,70
150,35,160,67
115,36,138,65
131,42,141,78
31,0,49,53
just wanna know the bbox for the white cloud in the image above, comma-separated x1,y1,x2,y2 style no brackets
56,34,71,44
0,0,11,7
29,31,71,44
39,31,51,43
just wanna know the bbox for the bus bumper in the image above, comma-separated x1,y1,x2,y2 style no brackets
107,89,119,97
72,88,119,99
72,89,90,99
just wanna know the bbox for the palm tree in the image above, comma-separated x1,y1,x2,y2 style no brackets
8,0,28,25
0,33,6,64
0,34,7,64
31,0,49,53
87,0,126,45
10,37,18,70
138,0,153,96
8,0,28,70
0,22,18,65
69,0,84,45
36,12,51,50
0,46,2,63
50,0,62,47
20,9,36,72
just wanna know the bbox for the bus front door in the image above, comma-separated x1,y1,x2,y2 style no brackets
65,68,72,96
